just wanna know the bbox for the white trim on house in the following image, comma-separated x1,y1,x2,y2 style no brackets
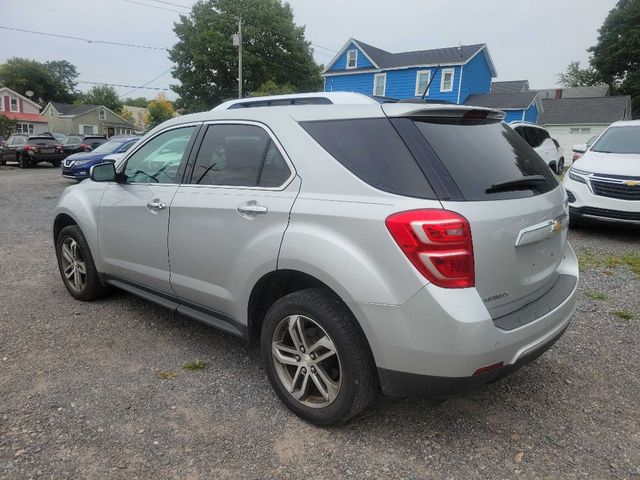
440,68,455,93
463,45,498,77
346,49,357,69
16,123,35,134
415,70,431,97
373,73,387,96
456,65,464,104
321,37,381,74
10,97,19,112
323,62,466,77
0,87,42,110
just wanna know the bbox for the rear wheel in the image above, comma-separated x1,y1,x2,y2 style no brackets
56,225,110,301
17,154,28,169
261,288,378,425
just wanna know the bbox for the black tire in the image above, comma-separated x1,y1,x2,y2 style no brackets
51,160,62,168
55,225,111,301
17,154,28,169
261,287,378,425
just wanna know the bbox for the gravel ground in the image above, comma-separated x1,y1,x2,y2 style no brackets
1,165,639,480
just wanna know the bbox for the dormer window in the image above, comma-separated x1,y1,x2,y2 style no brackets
346,49,357,69
10,97,18,112
49,107,54,118
99,108,106,120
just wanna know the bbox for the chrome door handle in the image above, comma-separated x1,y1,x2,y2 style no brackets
237,202,268,215
147,199,167,211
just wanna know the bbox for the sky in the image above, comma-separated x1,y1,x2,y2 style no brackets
0,0,617,102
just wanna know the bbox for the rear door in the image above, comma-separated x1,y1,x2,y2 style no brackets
168,122,299,320
397,115,567,317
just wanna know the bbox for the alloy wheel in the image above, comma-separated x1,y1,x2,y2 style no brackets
271,314,342,408
60,237,87,293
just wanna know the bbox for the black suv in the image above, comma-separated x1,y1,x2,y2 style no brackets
0,134,65,168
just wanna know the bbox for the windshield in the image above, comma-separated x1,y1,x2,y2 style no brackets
91,140,128,154
591,126,640,154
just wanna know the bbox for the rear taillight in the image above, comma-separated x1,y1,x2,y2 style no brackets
385,209,475,288
80,143,92,150
23,144,36,152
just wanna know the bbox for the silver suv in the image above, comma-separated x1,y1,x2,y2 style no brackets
53,102,579,425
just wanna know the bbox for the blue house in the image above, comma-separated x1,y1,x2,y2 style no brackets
464,91,542,123
322,38,498,104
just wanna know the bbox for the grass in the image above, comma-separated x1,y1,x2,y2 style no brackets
156,370,176,380
611,310,635,321
577,250,640,278
585,291,607,300
182,360,207,371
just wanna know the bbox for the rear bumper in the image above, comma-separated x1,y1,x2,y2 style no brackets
347,243,578,397
29,153,65,163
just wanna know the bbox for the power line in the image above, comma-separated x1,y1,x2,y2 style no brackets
77,80,171,91
120,0,185,13
310,43,337,54
0,26,168,51
120,69,173,97
144,0,190,9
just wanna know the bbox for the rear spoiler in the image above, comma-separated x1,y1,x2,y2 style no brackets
382,103,505,121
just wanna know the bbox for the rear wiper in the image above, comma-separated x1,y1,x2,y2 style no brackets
486,175,547,194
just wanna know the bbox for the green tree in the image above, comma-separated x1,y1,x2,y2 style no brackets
145,93,175,129
589,0,640,117
558,61,602,88
0,57,77,105
0,116,17,139
78,85,123,112
44,60,79,102
169,0,322,112
123,96,150,108
250,80,296,97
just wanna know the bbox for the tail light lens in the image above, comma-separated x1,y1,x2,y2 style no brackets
385,209,475,288
80,143,92,150
23,144,36,152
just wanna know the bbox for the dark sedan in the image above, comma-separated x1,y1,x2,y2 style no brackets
0,134,65,168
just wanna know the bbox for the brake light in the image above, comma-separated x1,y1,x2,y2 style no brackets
23,144,36,152
80,143,92,150
385,209,475,288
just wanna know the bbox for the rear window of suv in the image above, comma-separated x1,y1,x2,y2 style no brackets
300,118,436,199
27,137,57,145
410,118,558,200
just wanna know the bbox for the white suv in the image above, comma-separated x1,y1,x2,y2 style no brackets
563,120,640,225
511,122,565,174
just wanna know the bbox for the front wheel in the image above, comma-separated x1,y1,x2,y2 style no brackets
56,225,110,301
261,288,378,425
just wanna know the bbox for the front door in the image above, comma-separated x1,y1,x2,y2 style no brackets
107,127,115,138
168,123,299,320
97,125,198,294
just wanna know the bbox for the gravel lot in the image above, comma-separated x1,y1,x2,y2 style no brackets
1,165,639,479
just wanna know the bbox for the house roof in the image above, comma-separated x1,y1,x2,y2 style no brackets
49,102,100,117
491,80,529,94
323,38,497,76
464,91,539,110
1,112,47,123
539,96,631,125
536,85,610,100
0,87,42,109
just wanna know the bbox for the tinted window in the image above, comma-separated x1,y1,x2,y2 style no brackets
412,119,558,200
27,137,57,146
300,119,435,199
539,128,550,141
523,127,542,148
191,124,289,187
124,126,195,184
65,136,83,145
92,139,129,154
591,126,640,154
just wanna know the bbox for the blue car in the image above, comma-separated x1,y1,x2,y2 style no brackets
62,136,139,181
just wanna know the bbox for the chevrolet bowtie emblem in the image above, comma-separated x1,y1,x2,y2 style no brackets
623,180,640,186
551,220,563,233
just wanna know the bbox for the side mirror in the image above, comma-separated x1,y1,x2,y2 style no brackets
90,162,116,182
572,144,587,154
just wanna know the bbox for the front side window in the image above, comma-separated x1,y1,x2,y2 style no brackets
10,97,18,112
415,70,431,96
440,68,455,92
190,124,290,188
591,126,640,154
124,126,195,184
346,49,357,69
373,73,386,96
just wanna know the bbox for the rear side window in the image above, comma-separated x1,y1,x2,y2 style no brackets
300,119,435,199
412,119,558,200
190,124,291,187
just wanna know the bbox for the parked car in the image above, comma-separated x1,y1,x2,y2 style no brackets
571,135,598,163
0,134,65,168
41,132,68,144
62,135,96,157
53,102,578,425
510,122,565,174
81,135,108,150
563,120,640,225
62,136,139,181
213,92,390,110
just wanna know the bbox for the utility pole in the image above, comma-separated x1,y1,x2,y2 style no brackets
232,18,243,99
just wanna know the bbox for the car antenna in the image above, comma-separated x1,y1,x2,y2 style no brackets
421,64,440,99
